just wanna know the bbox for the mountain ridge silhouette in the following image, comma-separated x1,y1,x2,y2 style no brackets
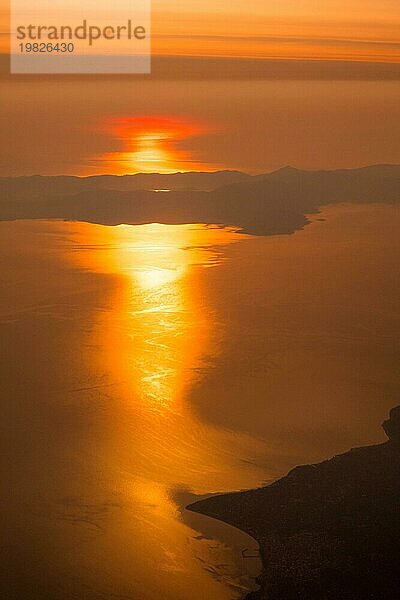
1,164,399,236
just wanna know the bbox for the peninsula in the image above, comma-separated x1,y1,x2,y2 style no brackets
188,407,400,599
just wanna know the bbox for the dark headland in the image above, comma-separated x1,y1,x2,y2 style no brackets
188,407,400,599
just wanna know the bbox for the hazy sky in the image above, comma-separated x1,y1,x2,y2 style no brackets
0,0,399,175
1,79,399,176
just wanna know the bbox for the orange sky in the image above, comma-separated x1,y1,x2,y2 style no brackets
1,0,400,62
152,0,400,62
0,0,399,176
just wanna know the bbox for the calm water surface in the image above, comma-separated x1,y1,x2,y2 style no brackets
1,203,399,599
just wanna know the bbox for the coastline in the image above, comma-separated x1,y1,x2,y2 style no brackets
174,487,262,596
187,407,400,599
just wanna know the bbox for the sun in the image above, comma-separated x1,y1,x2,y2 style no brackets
123,131,175,174
94,115,217,174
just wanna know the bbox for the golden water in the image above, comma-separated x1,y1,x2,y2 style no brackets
2,205,399,599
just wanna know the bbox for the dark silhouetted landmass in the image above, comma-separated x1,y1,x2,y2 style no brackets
188,406,400,599
0,170,250,196
0,164,399,235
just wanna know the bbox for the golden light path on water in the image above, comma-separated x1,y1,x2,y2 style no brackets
72,223,241,411
61,221,264,600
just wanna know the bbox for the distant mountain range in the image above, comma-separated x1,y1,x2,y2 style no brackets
1,165,399,235
0,170,250,195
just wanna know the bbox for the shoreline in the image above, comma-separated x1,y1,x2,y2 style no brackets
175,486,262,596
187,407,400,599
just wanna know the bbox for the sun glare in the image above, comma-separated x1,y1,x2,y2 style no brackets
95,115,216,174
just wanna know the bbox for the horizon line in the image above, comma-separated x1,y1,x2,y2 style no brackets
2,163,400,180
